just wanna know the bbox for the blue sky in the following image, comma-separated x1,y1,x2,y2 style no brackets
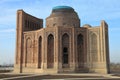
0,0,120,65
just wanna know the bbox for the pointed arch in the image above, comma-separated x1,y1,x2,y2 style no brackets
47,34,54,68
91,33,98,62
26,38,32,66
77,34,84,68
62,33,69,68
38,36,42,68
62,33,69,47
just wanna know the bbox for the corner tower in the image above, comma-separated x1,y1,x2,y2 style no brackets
46,6,80,28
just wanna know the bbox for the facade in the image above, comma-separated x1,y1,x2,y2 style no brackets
14,6,110,74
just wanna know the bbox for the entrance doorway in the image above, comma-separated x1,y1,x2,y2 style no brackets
62,33,69,68
62,47,69,68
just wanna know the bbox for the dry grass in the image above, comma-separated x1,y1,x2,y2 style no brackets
110,63,120,73
0,70,13,73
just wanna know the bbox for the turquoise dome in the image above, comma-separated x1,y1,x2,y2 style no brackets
52,6,74,10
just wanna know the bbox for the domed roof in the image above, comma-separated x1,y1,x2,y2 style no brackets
52,6,74,13
52,6,74,10
83,24,92,28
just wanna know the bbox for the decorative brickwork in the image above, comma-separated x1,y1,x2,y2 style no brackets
14,6,110,74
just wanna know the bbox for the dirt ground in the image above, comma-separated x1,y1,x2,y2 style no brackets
0,73,120,80
0,74,30,78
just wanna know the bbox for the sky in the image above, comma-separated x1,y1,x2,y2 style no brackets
0,0,120,65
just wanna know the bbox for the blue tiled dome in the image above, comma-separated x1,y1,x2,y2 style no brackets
52,6,74,10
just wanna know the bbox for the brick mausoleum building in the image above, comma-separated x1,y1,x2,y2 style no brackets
14,6,110,74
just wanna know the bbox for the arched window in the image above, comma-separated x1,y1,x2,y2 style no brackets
91,33,98,62
62,33,69,47
77,34,84,68
38,36,42,68
62,33,69,68
26,38,32,66
47,34,54,68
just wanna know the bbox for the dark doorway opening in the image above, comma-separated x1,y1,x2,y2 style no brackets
63,47,68,64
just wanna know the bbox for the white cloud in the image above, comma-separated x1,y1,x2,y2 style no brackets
0,8,17,26
0,29,15,33
0,0,23,3
109,28,120,31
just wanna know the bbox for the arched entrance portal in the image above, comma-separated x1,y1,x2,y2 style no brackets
62,33,69,68
47,34,54,68
38,36,42,68
77,34,84,68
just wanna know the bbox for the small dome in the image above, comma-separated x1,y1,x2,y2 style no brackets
83,24,92,28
